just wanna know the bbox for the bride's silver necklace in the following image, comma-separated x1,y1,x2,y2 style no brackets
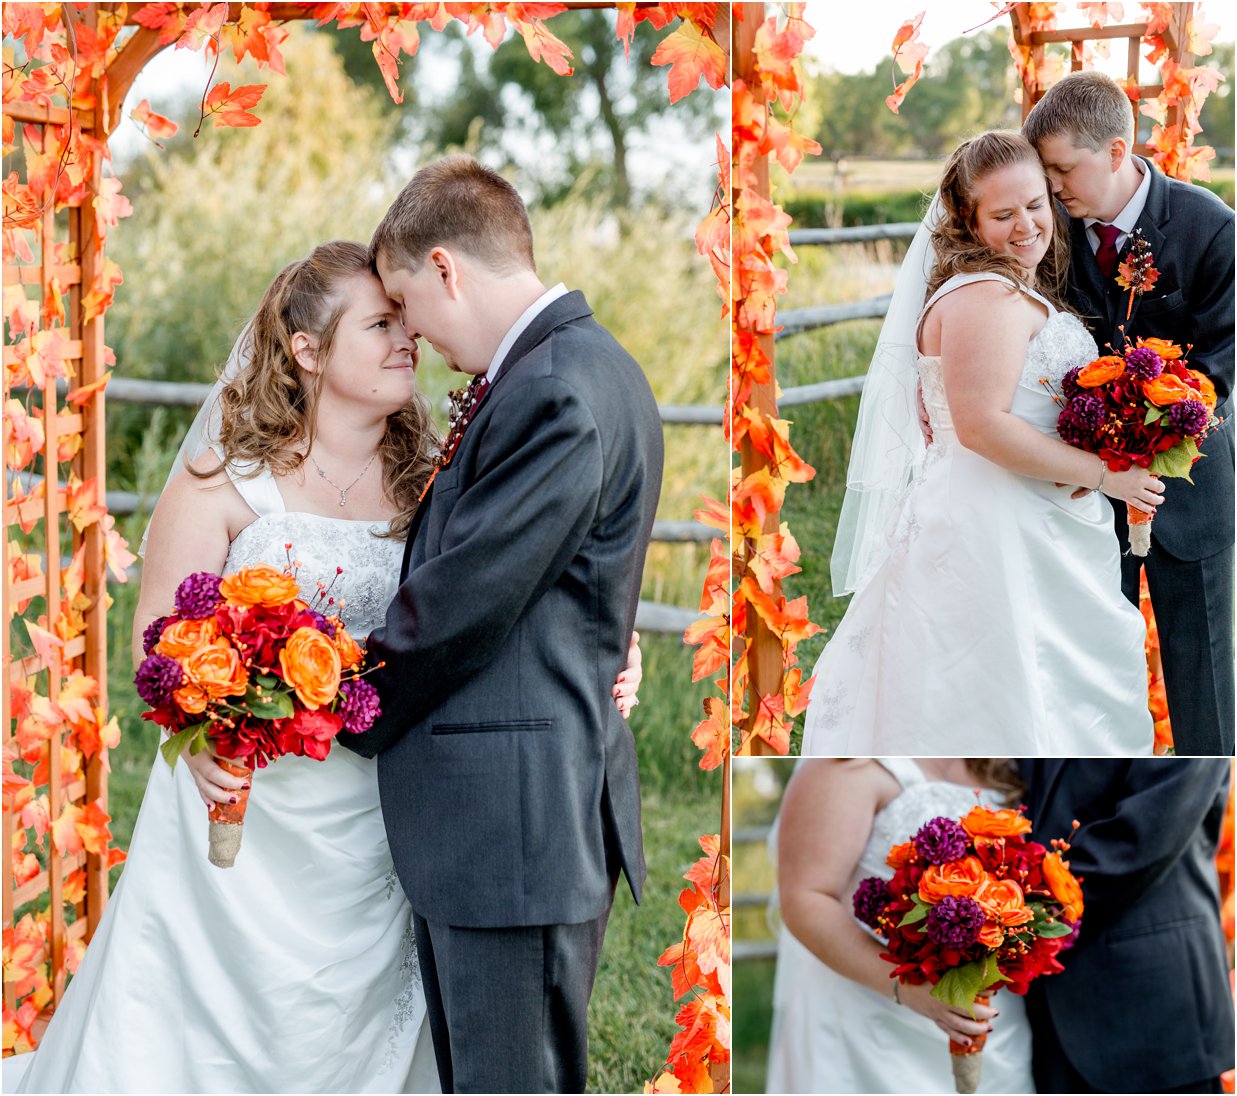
308,451,377,508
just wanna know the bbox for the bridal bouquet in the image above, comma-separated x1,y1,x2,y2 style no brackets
852,806,1083,1094
134,555,381,867
1045,336,1220,555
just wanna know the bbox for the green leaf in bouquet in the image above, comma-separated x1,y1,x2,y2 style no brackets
1144,405,1164,425
931,954,1009,1015
1034,919,1075,939
1149,437,1200,482
244,682,294,719
160,722,209,770
898,894,932,928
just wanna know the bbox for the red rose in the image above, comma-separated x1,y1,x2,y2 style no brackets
274,707,343,760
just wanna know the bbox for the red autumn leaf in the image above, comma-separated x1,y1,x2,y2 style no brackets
752,16,806,110
75,799,114,855
176,2,228,51
49,801,84,856
747,526,803,595
4,399,45,472
1142,3,1176,35
131,98,180,143
761,110,822,174
683,615,729,683
203,82,266,128
684,834,723,895
690,696,728,771
24,620,63,673
518,19,574,77
651,21,725,104
102,513,138,582
67,475,107,532
1077,3,1124,28
886,12,928,115
82,256,124,321
132,2,190,44
1186,14,1219,56
93,176,132,240
744,686,789,754
67,370,112,407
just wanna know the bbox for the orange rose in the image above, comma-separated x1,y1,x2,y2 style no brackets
219,564,301,608
977,921,1005,948
960,806,1033,839
279,626,341,710
1043,851,1085,922
1137,337,1184,361
1143,373,1196,407
918,856,986,904
183,639,249,699
1188,370,1218,411
332,624,363,672
1076,355,1126,387
975,878,1035,928
157,617,221,660
172,682,209,714
886,841,916,869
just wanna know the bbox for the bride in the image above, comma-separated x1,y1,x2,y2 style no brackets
11,241,641,1093
768,757,1035,1094
803,131,1160,756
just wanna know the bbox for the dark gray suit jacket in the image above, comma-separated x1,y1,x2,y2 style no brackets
1020,759,1234,1092
1064,158,1234,561
347,291,663,931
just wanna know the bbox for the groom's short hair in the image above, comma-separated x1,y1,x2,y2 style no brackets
1023,71,1135,151
370,155,536,275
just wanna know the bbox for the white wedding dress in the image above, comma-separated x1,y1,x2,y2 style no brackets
9,465,440,1094
803,273,1153,756
766,757,1036,1095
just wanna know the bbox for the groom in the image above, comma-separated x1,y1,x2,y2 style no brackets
1019,759,1234,1093
349,156,664,1092
1023,72,1235,756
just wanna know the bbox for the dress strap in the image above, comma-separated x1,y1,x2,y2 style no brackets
918,272,1053,334
875,757,926,789
214,447,286,518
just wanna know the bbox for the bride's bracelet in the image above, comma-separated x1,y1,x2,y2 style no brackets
1095,459,1107,493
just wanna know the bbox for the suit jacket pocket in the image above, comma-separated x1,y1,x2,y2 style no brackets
1108,912,1206,943
1136,288,1184,316
431,719,552,735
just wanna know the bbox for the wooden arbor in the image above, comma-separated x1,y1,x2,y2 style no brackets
5,7,731,1084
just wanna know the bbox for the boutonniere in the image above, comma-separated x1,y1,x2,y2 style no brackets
418,375,491,502
1115,229,1159,321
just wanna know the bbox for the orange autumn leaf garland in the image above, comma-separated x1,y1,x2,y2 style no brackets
3,0,729,1064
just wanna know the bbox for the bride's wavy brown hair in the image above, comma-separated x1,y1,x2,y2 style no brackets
964,759,1025,804
199,241,438,538
927,131,1070,309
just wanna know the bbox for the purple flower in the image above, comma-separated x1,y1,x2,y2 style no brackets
913,817,969,865
142,615,171,655
174,572,223,620
1067,393,1105,431
307,611,337,638
1164,398,1209,436
135,653,183,707
1123,346,1164,381
1061,366,1083,400
852,876,891,929
338,679,381,734
925,895,984,950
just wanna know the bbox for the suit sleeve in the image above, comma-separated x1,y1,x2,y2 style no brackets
347,375,604,756
1183,214,1235,403
1060,760,1228,934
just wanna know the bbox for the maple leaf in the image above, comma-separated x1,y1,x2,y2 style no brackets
371,36,407,104
690,696,728,771
683,615,729,682
24,620,63,674
3,914,48,998
224,6,289,74
693,497,729,535
657,935,703,1000
75,799,114,855
93,176,132,241
67,475,107,532
685,834,723,895
203,82,266,128
102,513,138,582
2,3,63,56
4,398,45,472
744,411,815,484
132,2,190,44
67,370,112,407
5,290,39,341
886,12,928,114
82,256,125,321
651,21,725,104
1186,14,1219,56
518,19,574,77
176,2,228,52
760,110,822,174
8,547,43,613
697,537,729,614
752,16,807,110
50,801,84,856
22,329,71,388
1141,3,1175,35
131,99,180,143
747,526,803,595
1077,3,1124,28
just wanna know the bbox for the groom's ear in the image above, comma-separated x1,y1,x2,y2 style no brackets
428,246,463,301
1107,136,1130,173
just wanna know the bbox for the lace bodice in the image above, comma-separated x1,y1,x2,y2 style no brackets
916,273,1098,443
221,463,403,640
850,759,1003,895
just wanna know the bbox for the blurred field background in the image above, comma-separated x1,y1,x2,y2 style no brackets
85,17,725,1092
769,23,1234,751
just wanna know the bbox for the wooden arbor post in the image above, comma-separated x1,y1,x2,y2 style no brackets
1010,2,1197,144
732,2,781,757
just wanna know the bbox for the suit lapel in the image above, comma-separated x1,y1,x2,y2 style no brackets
1029,759,1069,831
1069,214,1115,337
1120,162,1170,334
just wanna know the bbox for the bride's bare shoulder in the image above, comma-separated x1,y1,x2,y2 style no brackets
151,453,254,539
789,758,901,802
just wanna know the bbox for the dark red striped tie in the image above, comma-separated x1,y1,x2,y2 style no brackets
1093,223,1121,278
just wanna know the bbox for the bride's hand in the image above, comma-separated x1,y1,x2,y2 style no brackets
1099,465,1165,514
184,748,249,811
899,981,996,1046
613,631,642,720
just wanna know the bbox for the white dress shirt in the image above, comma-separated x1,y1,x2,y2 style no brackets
1083,156,1151,255
485,282,569,385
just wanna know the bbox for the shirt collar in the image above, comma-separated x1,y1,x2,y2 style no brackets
485,282,569,383
1084,157,1150,237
